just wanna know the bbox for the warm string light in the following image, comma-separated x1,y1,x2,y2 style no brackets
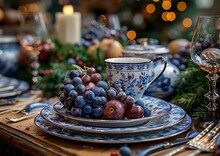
162,1,172,10
144,1,188,24
177,1,187,11
18,3,39,14
127,30,136,40
146,4,156,13
182,18,192,28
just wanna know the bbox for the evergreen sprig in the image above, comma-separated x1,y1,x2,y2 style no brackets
37,63,79,97
37,41,106,97
172,63,212,123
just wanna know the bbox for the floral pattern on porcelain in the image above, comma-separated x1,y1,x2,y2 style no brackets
53,96,171,128
105,57,162,100
34,114,192,144
144,59,180,99
41,101,186,134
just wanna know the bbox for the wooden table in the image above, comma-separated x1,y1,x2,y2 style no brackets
0,105,213,156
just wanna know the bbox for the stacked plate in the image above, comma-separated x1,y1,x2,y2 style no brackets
0,76,30,100
34,96,192,144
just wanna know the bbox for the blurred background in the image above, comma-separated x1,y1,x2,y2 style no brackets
0,0,219,43
0,0,218,124
0,0,220,98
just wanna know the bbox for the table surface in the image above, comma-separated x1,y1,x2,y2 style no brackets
0,99,213,156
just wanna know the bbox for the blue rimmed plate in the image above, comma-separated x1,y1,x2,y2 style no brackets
53,96,172,128
41,103,185,135
0,79,29,99
34,114,192,144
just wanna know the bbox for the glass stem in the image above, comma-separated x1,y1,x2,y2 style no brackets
205,74,219,123
31,51,40,90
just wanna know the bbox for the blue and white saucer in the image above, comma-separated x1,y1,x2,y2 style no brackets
0,77,29,98
41,103,185,135
53,96,172,128
34,114,192,144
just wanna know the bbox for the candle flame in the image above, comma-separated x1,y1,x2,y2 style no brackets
63,5,74,15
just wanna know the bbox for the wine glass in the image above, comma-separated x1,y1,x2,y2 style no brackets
18,12,48,91
191,16,220,125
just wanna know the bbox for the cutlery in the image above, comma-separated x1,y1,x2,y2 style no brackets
0,85,16,92
0,93,40,107
164,122,220,156
0,90,22,98
0,96,42,114
18,102,49,115
5,102,48,123
214,133,220,155
186,132,219,156
135,130,199,156
5,111,39,123
0,99,15,106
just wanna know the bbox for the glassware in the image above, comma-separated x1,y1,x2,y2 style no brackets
17,12,48,91
191,16,220,124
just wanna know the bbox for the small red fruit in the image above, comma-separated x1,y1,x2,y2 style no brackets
85,82,96,90
103,100,125,120
91,73,102,84
125,104,144,119
82,75,91,85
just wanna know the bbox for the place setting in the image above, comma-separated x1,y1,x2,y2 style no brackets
34,57,193,144
2,1,220,155
0,76,30,99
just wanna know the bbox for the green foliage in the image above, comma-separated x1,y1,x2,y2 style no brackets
37,63,77,97
37,41,106,97
172,63,211,123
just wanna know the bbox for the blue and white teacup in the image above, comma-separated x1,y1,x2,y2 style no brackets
105,56,167,100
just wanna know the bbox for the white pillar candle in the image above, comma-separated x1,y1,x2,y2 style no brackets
55,5,81,45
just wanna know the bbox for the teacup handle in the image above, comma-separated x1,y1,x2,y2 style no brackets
148,56,167,86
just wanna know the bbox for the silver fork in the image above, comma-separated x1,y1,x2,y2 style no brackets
5,111,39,123
164,122,220,156
186,132,219,156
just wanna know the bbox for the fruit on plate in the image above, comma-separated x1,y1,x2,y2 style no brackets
59,66,151,120
103,100,125,120
125,104,144,119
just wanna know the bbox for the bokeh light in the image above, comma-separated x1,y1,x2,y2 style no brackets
28,3,39,13
127,30,137,40
146,4,156,14
162,12,168,21
182,18,192,28
18,5,26,13
153,0,159,2
177,1,187,11
133,13,144,26
162,1,172,10
167,12,176,21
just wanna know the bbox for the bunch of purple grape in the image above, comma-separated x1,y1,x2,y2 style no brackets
59,67,151,119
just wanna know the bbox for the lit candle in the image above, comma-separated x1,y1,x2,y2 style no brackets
55,5,81,45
